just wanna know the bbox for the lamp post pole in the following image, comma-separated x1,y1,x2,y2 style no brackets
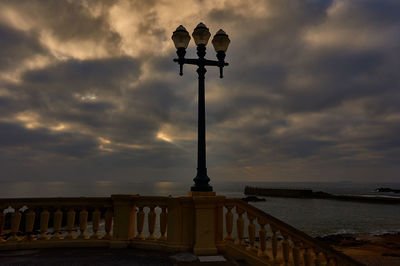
172,23,230,192
195,44,208,191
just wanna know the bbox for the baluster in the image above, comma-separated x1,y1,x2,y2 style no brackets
257,218,268,258
235,207,245,245
270,226,278,263
224,205,234,241
0,208,5,242
65,208,76,240
51,208,63,240
103,207,113,240
91,208,101,240
159,206,168,241
246,213,256,251
135,206,145,240
314,249,322,266
24,208,36,241
148,206,157,240
9,208,22,241
39,208,50,240
78,207,89,239
282,233,290,266
303,247,312,266
293,240,302,266
324,255,334,266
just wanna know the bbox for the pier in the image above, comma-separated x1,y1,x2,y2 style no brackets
244,186,400,204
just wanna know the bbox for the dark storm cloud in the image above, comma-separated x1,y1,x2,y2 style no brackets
22,56,139,93
202,0,400,180
1,0,121,54
0,23,47,71
208,0,399,115
0,122,98,157
0,0,400,182
15,56,160,141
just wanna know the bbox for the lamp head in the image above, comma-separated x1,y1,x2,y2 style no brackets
192,22,211,46
172,25,191,49
212,29,230,53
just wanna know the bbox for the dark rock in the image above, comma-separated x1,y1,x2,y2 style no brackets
241,196,266,202
375,187,400,193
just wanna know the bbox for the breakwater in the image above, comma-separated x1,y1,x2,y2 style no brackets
244,186,400,204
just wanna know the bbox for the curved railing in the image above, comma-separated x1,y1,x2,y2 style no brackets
0,195,170,249
0,194,363,265
218,198,363,266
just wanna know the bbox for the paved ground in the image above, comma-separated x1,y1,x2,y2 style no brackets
0,248,245,266
0,248,174,266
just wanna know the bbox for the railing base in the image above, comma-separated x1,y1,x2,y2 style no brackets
221,243,273,266
188,191,216,196
110,240,130,249
0,239,110,251
193,247,218,256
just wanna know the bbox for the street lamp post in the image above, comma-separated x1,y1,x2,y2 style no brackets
172,23,230,192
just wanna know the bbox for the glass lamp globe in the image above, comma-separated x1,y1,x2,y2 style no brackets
212,29,230,52
172,25,191,49
192,22,211,46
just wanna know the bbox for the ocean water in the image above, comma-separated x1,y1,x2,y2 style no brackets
0,181,399,237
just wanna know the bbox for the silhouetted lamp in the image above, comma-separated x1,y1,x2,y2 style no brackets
212,29,230,78
171,25,191,75
172,23,230,192
192,22,211,45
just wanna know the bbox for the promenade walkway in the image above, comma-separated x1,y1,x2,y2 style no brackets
0,248,173,266
0,248,243,266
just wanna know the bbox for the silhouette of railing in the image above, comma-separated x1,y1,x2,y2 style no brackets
0,195,363,265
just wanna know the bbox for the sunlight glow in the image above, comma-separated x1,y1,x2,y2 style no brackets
97,137,145,152
80,94,97,101
157,131,173,143
98,137,111,144
50,123,67,131
15,112,41,129
98,137,113,152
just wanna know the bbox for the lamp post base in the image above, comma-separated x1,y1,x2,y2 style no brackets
190,184,213,192
191,171,213,192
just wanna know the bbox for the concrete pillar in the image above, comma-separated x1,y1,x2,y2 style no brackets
190,192,225,255
167,196,193,252
110,194,138,248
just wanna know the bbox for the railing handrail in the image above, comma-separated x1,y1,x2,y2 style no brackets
0,197,113,209
135,196,170,207
0,195,171,208
226,198,363,265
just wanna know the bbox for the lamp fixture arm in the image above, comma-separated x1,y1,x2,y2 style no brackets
173,58,228,67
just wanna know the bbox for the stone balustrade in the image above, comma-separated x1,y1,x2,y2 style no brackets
218,198,363,266
0,194,363,265
0,197,114,249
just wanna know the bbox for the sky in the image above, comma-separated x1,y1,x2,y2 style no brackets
0,0,399,184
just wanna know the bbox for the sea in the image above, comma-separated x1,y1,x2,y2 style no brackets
0,180,399,237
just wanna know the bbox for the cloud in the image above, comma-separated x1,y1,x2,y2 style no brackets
0,0,399,183
1,0,121,59
0,22,47,71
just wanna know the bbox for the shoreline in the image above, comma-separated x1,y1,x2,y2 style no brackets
317,232,400,266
